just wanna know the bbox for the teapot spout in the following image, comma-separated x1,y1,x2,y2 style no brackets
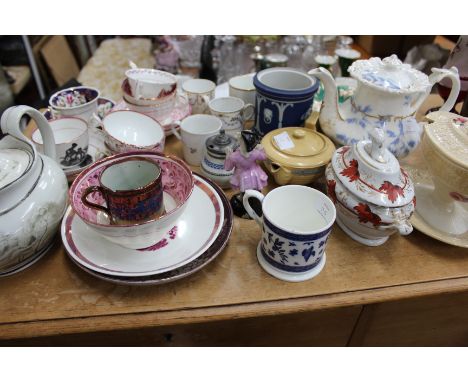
308,68,344,129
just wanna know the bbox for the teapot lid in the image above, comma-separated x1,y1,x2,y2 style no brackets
0,148,33,189
425,111,468,169
262,127,335,168
331,128,414,207
349,55,430,93
205,129,239,158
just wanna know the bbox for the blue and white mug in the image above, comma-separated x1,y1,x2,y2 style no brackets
253,67,319,136
243,185,336,282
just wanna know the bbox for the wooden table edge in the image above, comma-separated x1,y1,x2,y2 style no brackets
2,275,468,341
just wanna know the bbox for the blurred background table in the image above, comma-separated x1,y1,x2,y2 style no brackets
0,93,467,346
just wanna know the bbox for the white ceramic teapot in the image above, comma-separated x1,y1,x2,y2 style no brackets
0,106,68,274
309,55,461,158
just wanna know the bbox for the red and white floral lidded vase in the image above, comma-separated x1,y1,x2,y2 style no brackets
325,127,415,246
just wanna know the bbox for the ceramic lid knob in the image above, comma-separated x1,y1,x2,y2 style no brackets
368,128,386,163
292,129,306,139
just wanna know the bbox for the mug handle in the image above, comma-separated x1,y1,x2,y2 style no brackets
428,67,460,112
89,113,103,130
243,189,264,227
81,186,110,215
242,103,255,121
170,122,182,140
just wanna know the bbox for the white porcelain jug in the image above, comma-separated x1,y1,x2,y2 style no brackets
0,106,68,274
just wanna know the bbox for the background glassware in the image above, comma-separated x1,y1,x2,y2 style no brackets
280,35,307,69
169,35,204,70
302,35,326,71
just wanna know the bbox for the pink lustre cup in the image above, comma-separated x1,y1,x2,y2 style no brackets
69,151,194,249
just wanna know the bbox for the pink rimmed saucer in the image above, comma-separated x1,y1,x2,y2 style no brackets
65,173,233,285
62,174,225,277
114,94,191,136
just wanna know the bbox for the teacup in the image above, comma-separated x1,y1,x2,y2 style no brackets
100,110,165,154
229,74,256,115
176,114,222,166
32,117,89,168
208,97,254,135
122,78,177,108
182,79,216,114
125,68,177,100
49,86,101,127
81,158,165,224
243,185,336,282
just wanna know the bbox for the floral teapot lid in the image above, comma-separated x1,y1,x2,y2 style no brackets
348,54,430,93
425,111,468,169
331,127,414,207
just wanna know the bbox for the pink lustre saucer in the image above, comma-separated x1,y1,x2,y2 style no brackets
114,94,191,136
62,174,224,277
65,173,233,285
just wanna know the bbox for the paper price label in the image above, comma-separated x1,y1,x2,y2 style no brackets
273,131,295,150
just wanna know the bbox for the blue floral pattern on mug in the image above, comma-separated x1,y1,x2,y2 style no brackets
260,215,332,273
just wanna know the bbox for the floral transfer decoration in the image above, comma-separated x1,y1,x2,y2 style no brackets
353,203,382,226
378,181,405,203
337,146,410,204
137,225,178,252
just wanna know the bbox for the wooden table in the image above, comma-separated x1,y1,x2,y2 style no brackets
1,95,467,346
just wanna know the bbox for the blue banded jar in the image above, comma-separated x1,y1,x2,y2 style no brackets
253,67,319,136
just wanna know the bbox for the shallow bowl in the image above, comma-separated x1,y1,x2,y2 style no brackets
102,110,165,153
69,151,194,249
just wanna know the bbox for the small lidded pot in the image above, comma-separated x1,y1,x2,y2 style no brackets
200,129,239,189
325,128,415,246
261,126,335,185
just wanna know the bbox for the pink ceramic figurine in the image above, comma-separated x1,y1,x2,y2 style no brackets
225,130,268,217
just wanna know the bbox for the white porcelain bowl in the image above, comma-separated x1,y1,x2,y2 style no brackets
69,151,194,249
102,110,165,153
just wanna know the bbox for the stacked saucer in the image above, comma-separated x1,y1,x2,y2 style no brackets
62,151,233,285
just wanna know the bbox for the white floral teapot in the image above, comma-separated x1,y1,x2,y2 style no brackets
0,106,68,274
309,55,461,158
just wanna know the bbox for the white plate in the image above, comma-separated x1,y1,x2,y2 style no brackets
61,175,225,276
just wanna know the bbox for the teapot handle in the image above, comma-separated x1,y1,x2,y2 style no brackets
0,105,57,160
428,66,460,112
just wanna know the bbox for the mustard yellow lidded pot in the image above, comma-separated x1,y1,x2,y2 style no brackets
261,127,335,185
